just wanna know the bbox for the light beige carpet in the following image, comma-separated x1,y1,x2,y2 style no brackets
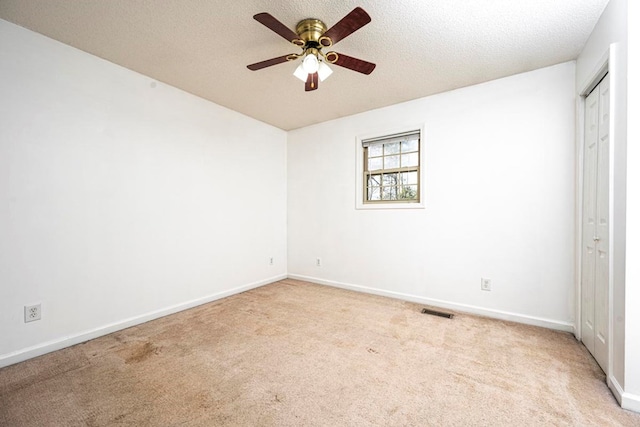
1,279,639,426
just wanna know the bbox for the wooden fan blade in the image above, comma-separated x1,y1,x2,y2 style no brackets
321,7,371,46
254,13,299,43
247,55,292,71
331,53,376,75
305,72,319,91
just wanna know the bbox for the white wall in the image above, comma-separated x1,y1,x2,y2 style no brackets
575,0,640,411
0,19,287,367
288,62,576,330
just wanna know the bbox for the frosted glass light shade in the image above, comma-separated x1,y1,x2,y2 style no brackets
317,61,333,82
293,63,308,82
302,53,319,73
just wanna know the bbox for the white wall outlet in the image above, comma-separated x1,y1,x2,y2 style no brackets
316,257,322,267
481,278,492,291
269,257,274,266
24,304,41,323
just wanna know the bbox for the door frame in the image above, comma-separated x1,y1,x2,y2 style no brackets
575,48,612,376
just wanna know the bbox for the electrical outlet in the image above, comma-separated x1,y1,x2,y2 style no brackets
269,257,274,266
24,304,41,323
481,278,492,291
316,257,322,267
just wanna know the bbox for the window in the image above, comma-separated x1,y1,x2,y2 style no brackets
362,130,421,204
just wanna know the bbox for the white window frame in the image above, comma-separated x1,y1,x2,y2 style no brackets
355,125,426,210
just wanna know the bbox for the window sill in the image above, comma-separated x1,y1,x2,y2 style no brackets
355,201,425,210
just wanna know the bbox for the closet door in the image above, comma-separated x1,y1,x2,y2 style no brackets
581,73,609,373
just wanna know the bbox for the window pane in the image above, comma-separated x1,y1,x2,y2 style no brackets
384,155,400,169
399,172,407,185
400,185,418,200
368,186,381,200
368,144,383,157
401,152,419,167
384,142,400,155
368,174,381,187
368,157,383,171
382,173,398,186
401,139,419,153
400,172,417,185
382,186,397,200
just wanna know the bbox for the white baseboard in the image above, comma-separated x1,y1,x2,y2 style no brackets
623,392,640,413
609,376,640,413
609,375,624,404
0,274,286,369
288,274,575,333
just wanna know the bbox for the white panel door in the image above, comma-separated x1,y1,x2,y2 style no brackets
593,74,610,370
581,85,598,357
581,74,610,373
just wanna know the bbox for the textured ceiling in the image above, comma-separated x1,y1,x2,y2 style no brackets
0,0,609,130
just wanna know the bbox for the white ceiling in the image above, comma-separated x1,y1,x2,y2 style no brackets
0,0,609,130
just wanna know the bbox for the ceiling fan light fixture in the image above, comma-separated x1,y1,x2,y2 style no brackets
248,8,375,91
317,61,333,82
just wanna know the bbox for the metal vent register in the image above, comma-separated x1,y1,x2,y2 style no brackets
421,308,453,319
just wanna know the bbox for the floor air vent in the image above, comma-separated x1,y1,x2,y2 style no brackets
421,308,453,319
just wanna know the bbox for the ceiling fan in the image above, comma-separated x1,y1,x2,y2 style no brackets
247,7,376,92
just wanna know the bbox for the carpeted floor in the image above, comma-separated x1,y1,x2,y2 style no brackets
1,279,639,426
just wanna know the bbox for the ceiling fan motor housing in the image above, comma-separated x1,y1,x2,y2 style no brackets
296,19,327,46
